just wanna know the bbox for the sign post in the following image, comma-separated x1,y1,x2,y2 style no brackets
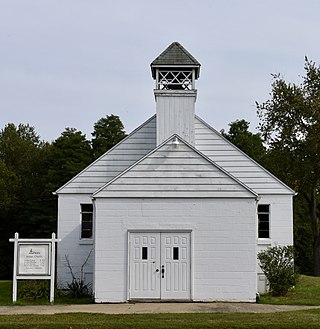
9,233,60,303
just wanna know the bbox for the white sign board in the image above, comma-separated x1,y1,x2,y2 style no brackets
10,233,60,303
18,244,50,276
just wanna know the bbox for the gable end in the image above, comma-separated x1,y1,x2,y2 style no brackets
94,135,258,199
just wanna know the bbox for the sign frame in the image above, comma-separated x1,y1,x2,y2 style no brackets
9,233,60,303
17,243,51,276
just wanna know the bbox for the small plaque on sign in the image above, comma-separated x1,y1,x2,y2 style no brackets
18,244,50,276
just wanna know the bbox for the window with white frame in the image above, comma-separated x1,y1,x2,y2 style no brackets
258,204,270,238
80,204,93,239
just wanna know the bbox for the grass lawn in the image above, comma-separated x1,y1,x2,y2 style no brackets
1,276,320,328
1,310,320,329
0,281,11,306
259,275,320,306
1,275,320,306
0,280,92,306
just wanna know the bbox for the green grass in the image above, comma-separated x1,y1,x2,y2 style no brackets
0,281,11,305
1,275,320,306
0,280,92,306
1,277,320,328
259,275,320,306
1,310,320,329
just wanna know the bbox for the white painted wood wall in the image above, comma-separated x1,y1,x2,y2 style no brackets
57,194,94,289
256,194,293,293
56,114,294,298
94,198,257,303
155,90,196,146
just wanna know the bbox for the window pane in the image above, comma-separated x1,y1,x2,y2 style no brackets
173,247,179,260
259,222,269,231
258,213,269,222
258,205,269,213
142,247,148,260
259,230,269,238
82,213,92,221
82,221,92,230
81,204,93,212
81,230,92,239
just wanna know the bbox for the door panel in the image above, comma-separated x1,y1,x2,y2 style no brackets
129,232,190,300
161,233,191,299
129,233,160,299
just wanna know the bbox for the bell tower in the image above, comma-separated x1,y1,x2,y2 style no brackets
151,42,201,146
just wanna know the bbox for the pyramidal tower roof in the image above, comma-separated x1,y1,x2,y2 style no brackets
151,42,201,78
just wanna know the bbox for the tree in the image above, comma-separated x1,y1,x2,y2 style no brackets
92,114,126,159
293,194,313,274
221,119,266,164
256,58,320,275
0,123,47,216
0,123,52,278
0,159,18,215
47,128,93,191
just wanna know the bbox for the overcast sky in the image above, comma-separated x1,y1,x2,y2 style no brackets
1,0,320,142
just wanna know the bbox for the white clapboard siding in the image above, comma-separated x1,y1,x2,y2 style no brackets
56,116,156,194
194,116,294,195
156,90,196,145
56,113,293,196
94,138,257,199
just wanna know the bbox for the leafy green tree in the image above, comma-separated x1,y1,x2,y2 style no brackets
47,128,93,191
0,123,46,216
0,159,18,215
257,58,320,275
92,114,126,159
0,123,52,278
0,123,43,175
293,194,313,274
221,119,266,164
0,159,19,279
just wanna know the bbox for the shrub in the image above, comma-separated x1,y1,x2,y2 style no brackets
258,245,299,296
66,278,90,298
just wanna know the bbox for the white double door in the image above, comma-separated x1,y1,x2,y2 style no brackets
129,232,191,300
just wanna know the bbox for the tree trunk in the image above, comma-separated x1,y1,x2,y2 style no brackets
310,188,320,276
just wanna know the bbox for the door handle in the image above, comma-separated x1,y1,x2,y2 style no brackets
156,269,159,272
161,265,165,278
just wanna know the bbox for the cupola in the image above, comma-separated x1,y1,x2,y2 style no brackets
151,42,201,146
151,42,200,90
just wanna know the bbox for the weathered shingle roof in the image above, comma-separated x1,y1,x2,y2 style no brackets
151,42,201,78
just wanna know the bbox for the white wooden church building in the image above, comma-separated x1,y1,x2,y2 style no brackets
56,42,294,303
